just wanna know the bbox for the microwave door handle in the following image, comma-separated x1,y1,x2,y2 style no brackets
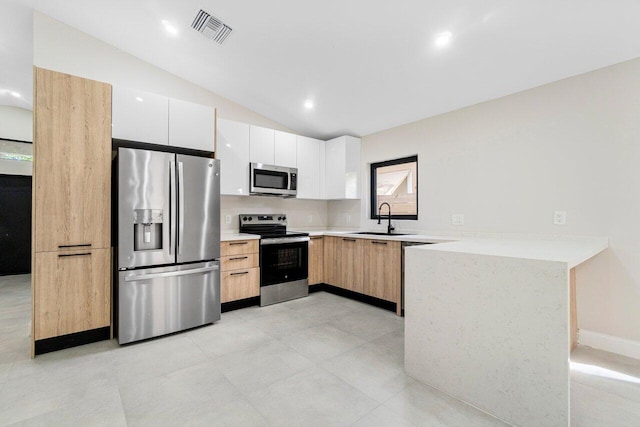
178,161,185,256
169,161,176,255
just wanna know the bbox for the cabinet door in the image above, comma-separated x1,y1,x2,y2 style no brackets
169,98,215,151
324,137,346,199
274,130,297,168
308,236,324,285
34,68,111,252
296,136,321,199
34,248,111,340
323,236,340,286
363,240,401,302
221,268,259,303
249,125,275,164
339,238,364,293
112,86,169,145
344,136,361,199
217,119,250,196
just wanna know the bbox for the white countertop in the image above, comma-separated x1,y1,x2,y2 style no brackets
405,236,608,268
225,229,608,267
221,233,260,242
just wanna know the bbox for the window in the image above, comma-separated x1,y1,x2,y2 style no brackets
370,155,418,220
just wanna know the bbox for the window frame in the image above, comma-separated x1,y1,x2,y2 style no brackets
370,155,418,221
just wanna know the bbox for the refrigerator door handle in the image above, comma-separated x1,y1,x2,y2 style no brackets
123,265,220,282
178,161,185,255
169,160,177,255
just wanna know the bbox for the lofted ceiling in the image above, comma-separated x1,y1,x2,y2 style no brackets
3,0,640,139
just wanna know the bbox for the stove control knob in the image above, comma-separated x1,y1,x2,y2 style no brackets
282,216,287,221
248,217,253,221
242,216,247,221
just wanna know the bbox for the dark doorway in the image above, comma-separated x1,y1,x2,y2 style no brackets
0,174,31,275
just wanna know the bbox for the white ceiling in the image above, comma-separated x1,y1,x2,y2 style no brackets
3,0,640,139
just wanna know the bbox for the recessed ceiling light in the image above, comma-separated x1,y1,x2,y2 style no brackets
434,31,453,48
162,20,178,36
9,91,21,98
304,100,314,109
135,96,144,102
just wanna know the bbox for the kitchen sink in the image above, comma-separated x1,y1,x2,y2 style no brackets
355,232,408,236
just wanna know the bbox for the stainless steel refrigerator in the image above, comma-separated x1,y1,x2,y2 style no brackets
117,147,220,344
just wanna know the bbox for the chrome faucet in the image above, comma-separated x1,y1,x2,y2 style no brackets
377,202,395,234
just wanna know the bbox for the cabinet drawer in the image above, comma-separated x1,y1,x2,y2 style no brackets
221,253,259,271
221,267,260,303
34,248,111,340
221,240,258,256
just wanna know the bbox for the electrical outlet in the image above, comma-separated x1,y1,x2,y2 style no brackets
308,215,313,223
225,215,231,224
452,214,464,226
346,214,351,223
554,211,567,225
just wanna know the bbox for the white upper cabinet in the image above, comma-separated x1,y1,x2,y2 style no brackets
112,86,169,145
274,131,297,168
168,98,215,151
296,136,322,199
217,119,250,196
249,125,275,164
324,136,361,199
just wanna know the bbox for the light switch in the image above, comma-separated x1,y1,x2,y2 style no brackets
225,215,232,224
308,215,313,223
452,214,464,226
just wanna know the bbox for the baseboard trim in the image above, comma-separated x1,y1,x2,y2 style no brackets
579,329,640,360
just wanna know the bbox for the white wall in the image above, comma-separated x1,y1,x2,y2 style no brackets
0,106,33,175
0,106,32,142
33,12,330,229
33,12,290,130
355,57,640,343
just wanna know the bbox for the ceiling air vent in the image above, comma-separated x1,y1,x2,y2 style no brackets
191,9,232,44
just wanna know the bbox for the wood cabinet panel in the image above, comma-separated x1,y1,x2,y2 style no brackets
221,253,259,272
34,68,111,252
221,240,259,257
308,236,324,285
339,238,364,293
221,267,260,303
34,248,111,340
323,236,340,286
363,240,401,302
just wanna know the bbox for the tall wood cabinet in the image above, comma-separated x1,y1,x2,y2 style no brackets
32,67,112,353
363,240,401,303
308,236,324,285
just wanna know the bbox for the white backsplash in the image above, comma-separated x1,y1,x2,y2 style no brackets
221,195,329,232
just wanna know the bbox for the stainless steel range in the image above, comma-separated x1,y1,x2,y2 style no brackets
239,214,309,306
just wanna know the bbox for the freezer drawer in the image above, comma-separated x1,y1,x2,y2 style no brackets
118,261,220,344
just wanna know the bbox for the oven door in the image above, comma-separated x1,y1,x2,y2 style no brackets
250,163,297,197
260,237,309,286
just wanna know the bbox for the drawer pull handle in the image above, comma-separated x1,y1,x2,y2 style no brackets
342,238,356,242
229,256,249,261
229,242,249,246
58,243,91,248
230,271,249,276
310,236,322,240
372,241,388,245
58,252,91,258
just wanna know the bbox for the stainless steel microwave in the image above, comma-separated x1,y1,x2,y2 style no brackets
250,163,297,197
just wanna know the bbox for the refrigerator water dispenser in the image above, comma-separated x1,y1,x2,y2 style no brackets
133,209,163,251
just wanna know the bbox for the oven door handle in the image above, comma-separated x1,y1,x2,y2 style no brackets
260,236,310,245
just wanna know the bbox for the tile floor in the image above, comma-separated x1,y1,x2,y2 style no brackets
1,274,639,426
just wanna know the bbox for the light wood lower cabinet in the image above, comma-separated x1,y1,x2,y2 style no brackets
323,236,340,286
308,236,324,285
33,249,111,340
221,239,260,303
363,240,401,303
338,238,365,293
221,268,260,303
